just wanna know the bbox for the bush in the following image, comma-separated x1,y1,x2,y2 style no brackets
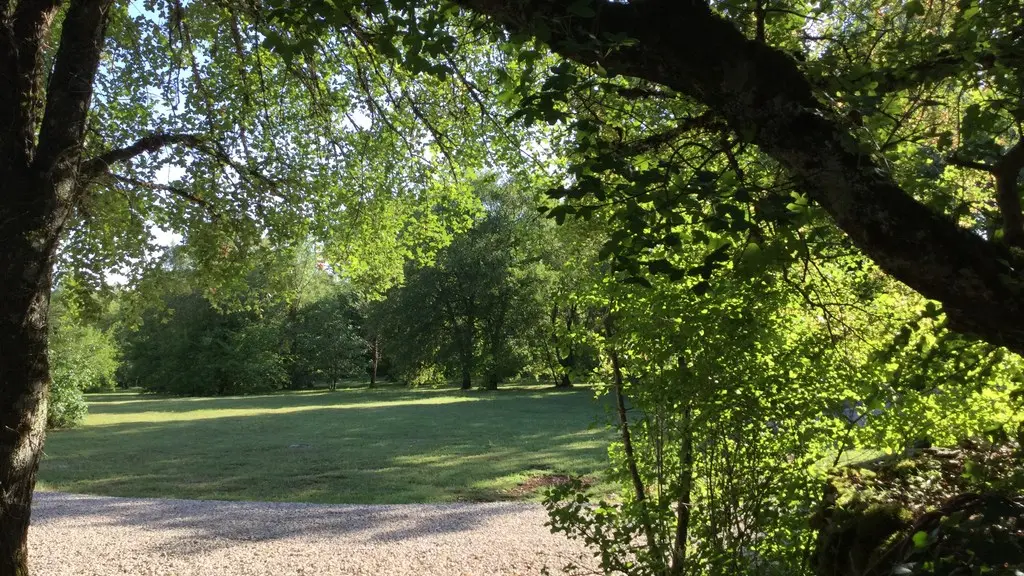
47,377,88,429
811,439,1024,576
47,321,120,428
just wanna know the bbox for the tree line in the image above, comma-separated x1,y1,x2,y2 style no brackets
47,180,606,426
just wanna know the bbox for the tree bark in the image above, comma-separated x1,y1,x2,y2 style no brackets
369,337,379,387
556,371,572,388
0,211,56,576
609,347,662,562
1,2,125,572
671,401,694,576
453,0,1024,355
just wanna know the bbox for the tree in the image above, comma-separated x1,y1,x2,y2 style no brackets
543,204,1023,574
255,0,1024,350
3,0,1022,572
379,180,553,388
290,288,366,390
257,0,1024,352
47,287,120,427
441,0,1024,354
0,1,529,570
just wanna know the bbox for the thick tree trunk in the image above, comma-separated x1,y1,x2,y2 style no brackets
1,2,114,572
460,366,472,390
0,290,52,576
556,371,572,388
0,183,62,576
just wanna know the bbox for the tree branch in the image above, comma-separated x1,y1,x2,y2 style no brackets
8,0,61,163
83,131,290,203
109,173,206,206
613,85,677,100
108,173,219,221
947,154,994,174
616,112,723,157
452,0,1024,354
948,140,1024,247
870,49,1001,96
82,133,204,179
33,0,114,204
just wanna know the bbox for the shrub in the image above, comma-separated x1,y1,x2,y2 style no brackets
47,322,120,428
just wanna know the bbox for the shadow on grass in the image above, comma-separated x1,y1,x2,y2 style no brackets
40,388,614,506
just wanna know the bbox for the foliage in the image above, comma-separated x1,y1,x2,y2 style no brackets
378,180,559,388
119,244,370,395
46,286,121,428
539,193,1024,574
5,0,1024,573
122,290,287,395
812,440,1024,576
290,289,367,390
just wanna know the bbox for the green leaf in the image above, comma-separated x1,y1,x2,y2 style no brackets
646,259,673,274
904,0,926,17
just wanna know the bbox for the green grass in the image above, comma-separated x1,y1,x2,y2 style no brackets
38,384,615,504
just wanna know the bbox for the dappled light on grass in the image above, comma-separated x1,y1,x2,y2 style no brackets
82,394,484,427
38,386,614,504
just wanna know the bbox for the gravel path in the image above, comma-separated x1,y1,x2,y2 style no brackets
29,493,595,576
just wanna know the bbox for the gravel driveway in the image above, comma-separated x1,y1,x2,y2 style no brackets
29,493,595,575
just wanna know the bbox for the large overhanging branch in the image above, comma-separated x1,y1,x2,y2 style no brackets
451,0,1024,354
82,133,206,178
82,131,291,203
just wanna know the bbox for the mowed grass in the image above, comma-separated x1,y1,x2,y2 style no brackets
38,384,615,504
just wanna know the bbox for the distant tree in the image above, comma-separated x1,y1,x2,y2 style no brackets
380,181,553,389
46,285,120,428
290,289,366,390
122,290,288,396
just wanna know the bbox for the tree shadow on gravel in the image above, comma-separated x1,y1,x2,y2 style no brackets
32,492,529,547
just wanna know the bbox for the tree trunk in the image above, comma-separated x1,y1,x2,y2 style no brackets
671,401,694,576
457,319,474,390
1,1,116,571
556,371,572,388
0,271,53,576
369,337,379,388
0,181,63,576
555,347,575,388
609,347,661,562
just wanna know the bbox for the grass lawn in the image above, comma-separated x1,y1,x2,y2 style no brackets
38,384,615,504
